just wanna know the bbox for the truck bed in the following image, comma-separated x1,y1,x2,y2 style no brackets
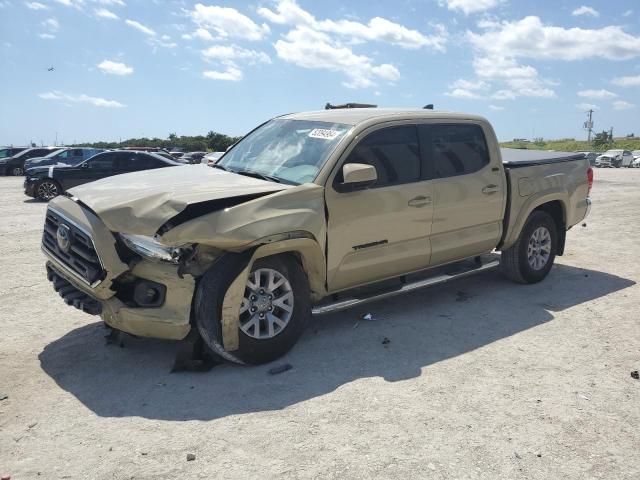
501,148,585,168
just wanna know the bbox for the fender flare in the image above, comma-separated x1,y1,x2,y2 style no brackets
201,236,326,356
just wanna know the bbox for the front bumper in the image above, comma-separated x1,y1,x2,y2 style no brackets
43,197,195,340
24,178,37,197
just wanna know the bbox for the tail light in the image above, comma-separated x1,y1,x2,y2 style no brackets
587,167,593,196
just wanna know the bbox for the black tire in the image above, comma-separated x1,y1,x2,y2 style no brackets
500,210,558,284
36,179,62,201
10,166,24,176
194,253,311,365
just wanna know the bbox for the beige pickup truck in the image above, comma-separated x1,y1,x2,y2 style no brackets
42,108,593,365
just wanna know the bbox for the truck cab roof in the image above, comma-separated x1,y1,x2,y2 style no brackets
281,108,487,126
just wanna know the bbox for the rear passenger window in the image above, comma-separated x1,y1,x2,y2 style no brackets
427,124,489,178
342,125,420,187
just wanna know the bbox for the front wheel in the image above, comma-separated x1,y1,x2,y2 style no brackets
37,179,61,201
500,211,557,284
195,254,311,365
11,166,24,176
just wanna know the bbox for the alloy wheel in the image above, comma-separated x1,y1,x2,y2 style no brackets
239,268,294,340
38,181,59,201
527,226,551,270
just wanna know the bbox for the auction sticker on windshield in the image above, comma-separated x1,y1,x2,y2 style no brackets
308,129,342,140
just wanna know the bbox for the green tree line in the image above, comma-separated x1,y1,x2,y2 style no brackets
71,131,242,152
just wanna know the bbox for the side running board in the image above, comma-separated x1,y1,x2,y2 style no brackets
312,258,500,315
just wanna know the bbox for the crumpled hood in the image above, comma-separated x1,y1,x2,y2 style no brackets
64,164,292,234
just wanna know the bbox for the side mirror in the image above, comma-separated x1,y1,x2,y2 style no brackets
336,163,377,192
82,162,89,168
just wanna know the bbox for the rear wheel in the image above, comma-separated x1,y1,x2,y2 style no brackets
37,179,61,201
195,254,311,365
11,166,24,176
500,211,558,284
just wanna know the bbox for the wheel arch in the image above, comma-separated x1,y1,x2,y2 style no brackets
195,236,324,356
502,194,568,252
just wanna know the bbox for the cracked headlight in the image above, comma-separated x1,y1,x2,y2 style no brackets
120,234,192,264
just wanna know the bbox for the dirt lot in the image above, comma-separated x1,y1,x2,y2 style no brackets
0,169,639,479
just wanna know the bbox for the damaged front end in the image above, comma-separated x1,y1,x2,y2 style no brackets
42,165,327,362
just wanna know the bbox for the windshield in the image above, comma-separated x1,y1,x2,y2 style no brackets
218,119,351,184
0,149,11,158
44,149,67,158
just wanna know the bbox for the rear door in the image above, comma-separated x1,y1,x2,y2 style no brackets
419,122,504,265
325,124,434,292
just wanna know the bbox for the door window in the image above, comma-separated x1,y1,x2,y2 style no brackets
340,125,420,187
422,124,490,178
87,153,115,170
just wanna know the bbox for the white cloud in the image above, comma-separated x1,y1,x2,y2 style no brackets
576,102,598,111
94,0,124,5
623,10,633,17
25,2,48,10
445,78,489,98
38,33,56,39
53,0,84,9
192,28,214,41
577,89,618,99
439,0,504,14
613,100,634,110
203,66,243,81
189,3,269,41
572,6,599,17
125,19,156,36
469,16,640,62
465,16,640,100
94,7,117,19
97,59,133,76
41,17,59,31
612,75,640,87
489,104,504,111
274,26,400,88
258,0,447,51
39,90,125,108
202,45,270,64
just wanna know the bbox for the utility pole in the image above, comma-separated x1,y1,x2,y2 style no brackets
584,109,594,142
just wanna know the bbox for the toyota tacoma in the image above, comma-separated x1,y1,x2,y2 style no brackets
41,108,593,365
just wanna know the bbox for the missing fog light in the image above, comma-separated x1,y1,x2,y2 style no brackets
133,280,166,308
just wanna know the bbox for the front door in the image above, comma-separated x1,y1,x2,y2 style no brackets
325,124,434,292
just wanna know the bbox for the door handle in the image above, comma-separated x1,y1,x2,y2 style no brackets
482,185,499,194
408,196,432,207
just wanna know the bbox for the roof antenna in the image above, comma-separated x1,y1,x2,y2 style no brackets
423,104,434,110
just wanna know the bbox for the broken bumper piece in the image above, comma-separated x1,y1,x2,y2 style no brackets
47,263,103,315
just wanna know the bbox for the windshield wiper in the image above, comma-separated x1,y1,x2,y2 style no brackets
233,169,283,184
212,164,232,172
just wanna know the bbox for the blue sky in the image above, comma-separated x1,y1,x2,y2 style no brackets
1,0,639,145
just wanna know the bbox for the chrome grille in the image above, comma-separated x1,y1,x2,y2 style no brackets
42,209,105,285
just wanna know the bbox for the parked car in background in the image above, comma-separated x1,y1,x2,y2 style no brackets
169,149,185,159
24,148,104,170
577,151,597,166
632,150,640,168
204,151,225,166
0,147,59,176
179,151,207,164
595,149,634,168
24,150,182,201
0,146,28,161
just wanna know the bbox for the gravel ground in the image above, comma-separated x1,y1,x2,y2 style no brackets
0,169,639,480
